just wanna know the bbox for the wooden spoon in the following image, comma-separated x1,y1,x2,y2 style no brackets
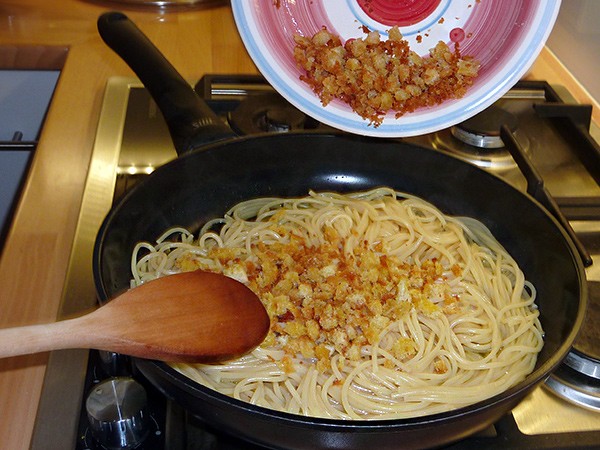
0,270,270,363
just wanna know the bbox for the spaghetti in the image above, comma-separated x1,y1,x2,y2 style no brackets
131,188,543,419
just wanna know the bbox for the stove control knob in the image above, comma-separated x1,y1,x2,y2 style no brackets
98,350,132,377
86,377,149,450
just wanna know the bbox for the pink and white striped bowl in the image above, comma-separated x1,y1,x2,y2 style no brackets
231,0,561,137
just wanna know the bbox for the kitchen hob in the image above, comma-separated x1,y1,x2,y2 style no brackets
31,75,600,449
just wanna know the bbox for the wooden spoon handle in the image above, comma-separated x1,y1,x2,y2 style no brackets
0,270,269,362
0,318,89,358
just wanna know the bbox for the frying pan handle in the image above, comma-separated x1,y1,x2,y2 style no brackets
97,12,236,155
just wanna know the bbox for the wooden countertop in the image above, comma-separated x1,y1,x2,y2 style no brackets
0,1,596,448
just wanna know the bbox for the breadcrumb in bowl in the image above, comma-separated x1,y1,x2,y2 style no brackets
293,26,479,127
232,0,561,137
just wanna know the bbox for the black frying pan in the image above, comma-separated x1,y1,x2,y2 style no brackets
94,12,587,449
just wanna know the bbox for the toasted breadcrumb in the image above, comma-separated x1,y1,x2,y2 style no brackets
178,225,462,373
293,26,479,126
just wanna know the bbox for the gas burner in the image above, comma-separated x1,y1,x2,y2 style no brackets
228,92,320,134
452,105,518,148
546,362,600,412
425,105,529,170
546,281,600,410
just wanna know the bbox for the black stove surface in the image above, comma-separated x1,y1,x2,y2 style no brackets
75,351,600,450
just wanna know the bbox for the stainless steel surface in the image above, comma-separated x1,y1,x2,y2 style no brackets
117,79,175,175
31,76,600,448
512,387,600,433
29,349,89,450
30,77,128,450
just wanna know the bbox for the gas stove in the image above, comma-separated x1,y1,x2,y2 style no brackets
31,75,600,449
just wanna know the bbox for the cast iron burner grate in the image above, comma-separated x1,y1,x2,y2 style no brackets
228,92,323,134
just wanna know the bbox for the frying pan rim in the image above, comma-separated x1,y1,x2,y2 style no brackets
93,132,587,427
